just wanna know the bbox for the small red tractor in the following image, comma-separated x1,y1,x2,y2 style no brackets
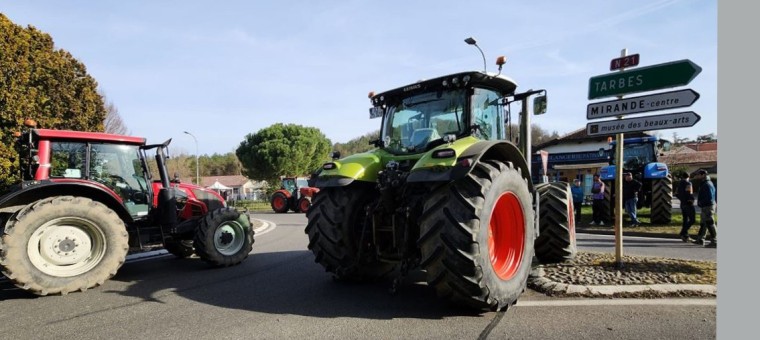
270,177,319,213
0,121,255,296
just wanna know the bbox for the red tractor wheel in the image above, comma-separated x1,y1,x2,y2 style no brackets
270,192,289,213
297,197,312,213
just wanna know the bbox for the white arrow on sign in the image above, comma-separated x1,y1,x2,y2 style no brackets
586,111,701,136
587,89,700,120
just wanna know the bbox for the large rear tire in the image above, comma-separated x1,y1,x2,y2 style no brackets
194,208,254,267
650,175,673,224
418,160,534,311
271,192,290,213
534,182,577,264
0,196,128,295
305,184,395,281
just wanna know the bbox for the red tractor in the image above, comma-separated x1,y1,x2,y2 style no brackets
270,177,319,213
0,121,255,296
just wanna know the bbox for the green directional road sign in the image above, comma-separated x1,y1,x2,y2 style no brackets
588,59,702,100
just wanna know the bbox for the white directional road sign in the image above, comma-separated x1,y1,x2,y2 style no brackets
586,111,701,136
587,89,700,120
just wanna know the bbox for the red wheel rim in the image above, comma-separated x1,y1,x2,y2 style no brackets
273,196,286,211
488,192,525,281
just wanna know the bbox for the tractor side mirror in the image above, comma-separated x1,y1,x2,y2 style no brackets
661,141,672,152
533,95,547,115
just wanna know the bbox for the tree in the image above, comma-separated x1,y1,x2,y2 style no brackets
236,123,332,184
103,93,129,135
506,123,560,146
333,130,379,157
0,14,106,190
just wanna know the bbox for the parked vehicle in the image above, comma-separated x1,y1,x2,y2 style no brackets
0,121,254,295
270,177,320,213
305,56,576,311
599,136,673,223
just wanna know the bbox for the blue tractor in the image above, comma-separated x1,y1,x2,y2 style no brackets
599,136,672,224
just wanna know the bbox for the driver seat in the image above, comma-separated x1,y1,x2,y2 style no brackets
410,128,440,150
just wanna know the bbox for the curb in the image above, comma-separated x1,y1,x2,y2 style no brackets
528,267,716,297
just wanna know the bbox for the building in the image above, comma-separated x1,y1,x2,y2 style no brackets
659,141,718,175
183,175,267,201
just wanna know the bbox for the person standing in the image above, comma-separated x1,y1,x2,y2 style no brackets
677,173,696,242
571,179,584,223
693,169,717,247
622,172,642,227
590,174,606,226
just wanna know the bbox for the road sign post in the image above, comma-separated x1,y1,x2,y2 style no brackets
588,54,703,266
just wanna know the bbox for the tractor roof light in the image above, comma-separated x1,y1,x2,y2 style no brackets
368,91,375,99
495,56,507,75
24,119,37,128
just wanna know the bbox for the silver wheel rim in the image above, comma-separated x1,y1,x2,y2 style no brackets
214,221,245,256
27,217,107,277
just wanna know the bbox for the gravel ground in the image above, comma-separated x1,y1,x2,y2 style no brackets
529,251,717,298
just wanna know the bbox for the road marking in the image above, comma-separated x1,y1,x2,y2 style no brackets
253,219,277,236
514,298,715,307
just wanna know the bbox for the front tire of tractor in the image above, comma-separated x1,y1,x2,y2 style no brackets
0,196,128,295
305,184,395,281
419,160,534,311
534,182,577,264
650,175,673,224
193,208,254,267
271,192,290,213
297,197,312,213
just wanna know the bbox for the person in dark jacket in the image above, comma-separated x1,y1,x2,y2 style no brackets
571,179,584,223
622,172,642,227
677,173,696,242
693,169,717,247
590,174,606,226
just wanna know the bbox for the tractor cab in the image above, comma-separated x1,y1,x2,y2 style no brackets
370,71,520,155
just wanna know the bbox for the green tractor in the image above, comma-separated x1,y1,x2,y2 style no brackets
305,57,576,311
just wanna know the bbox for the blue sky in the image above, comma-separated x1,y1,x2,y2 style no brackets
2,0,717,156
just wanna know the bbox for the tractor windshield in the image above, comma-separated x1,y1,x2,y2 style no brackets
381,89,467,154
611,143,657,170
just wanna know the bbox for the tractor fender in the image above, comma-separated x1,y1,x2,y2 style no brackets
407,140,534,192
299,187,320,198
0,181,134,223
313,149,387,188
274,189,293,199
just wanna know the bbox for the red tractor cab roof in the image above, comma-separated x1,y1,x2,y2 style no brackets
33,129,146,145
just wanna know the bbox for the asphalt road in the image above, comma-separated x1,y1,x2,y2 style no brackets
0,212,716,339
